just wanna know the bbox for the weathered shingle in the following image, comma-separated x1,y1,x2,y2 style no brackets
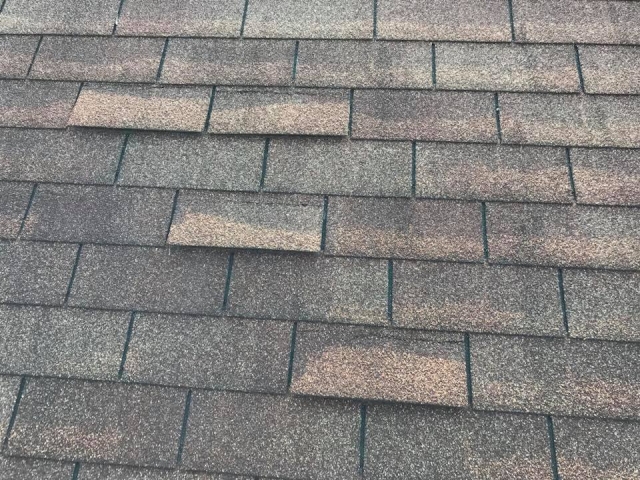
579,45,640,95
0,181,32,239
183,392,360,479
394,261,563,336
123,313,291,393
0,35,39,78
168,191,324,252
7,378,186,467
0,375,20,435
292,324,467,406
0,456,73,480
325,197,484,261
227,252,388,325
78,464,249,479
471,334,640,418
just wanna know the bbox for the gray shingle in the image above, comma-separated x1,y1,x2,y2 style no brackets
394,261,564,336
123,313,291,393
0,375,20,436
265,138,412,197
0,80,80,128
182,392,360,479
31,36,164,83
0,304,129,379
0,181,32,239
69,245,228,314
0,241,78,305
118,133,264,190
579,45,640,95
7,378,186,467
79,464,249,480
0,456,73,480
227,252,388,325
365,405,552,480
161,39,295,86
0,35,39,78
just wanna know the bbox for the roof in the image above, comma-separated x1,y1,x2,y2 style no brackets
0,0,639,478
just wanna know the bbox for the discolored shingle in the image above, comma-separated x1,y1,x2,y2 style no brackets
0,456,73,480
0,35,39,78
0,375,20,436
78,464,249,480
579,45,640,95
0,181,32,239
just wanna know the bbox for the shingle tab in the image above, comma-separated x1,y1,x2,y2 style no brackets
69,245,228,314
486,203,640,269
471,334,640,418
394,261,563,336
0,0,120,35
168,191,324,252
500,93,640,148
69,84,212,132
228,252,388,325
292,323,467,406
79,464,249,480
296,41,431,88
7,378,186,467
208,87,350,136
377,0,511,41
0,241,78,305
118,133,263,190
0,35,39,78
265,138,412,197
0,181,32,239
437,43,578,92
0,80,80,128
22,184,174,246
183,392,360,479
117,0,245,37
554,417,640,480
416,143,572,202
0,304,129,379
0,128,123,184
365,405,552,480
352,90,497,141
244,0,373,39
579,46,640,95
0,456,73,480
326,197,484,261
31,37,164,83
161,39,295,86
571,148,640,206
123,313,291,393
564,269,640,342
0,375,20,436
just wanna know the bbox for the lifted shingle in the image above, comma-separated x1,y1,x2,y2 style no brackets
0,181,33,239
0,35,40,79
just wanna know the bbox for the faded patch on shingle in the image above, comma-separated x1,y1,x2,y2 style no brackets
79,464,249,479
0,375,20,436
0,181,32,239
0,35,39,78
0,456,73,480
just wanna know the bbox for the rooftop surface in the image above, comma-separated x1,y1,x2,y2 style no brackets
0,0,639,478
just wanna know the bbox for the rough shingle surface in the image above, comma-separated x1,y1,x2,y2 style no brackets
182,392,360,479
78,464,249,480
0,181,32,239
0,35,39,78
579,45,640,95
0,375,20,435
0,456,73,480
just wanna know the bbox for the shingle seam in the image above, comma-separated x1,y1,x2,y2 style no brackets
0,0,7,14
112,0,127,35
259,138,270,191
286,321,298,390
117,311,136,380
291,40,300,82
320,195,329,251
155,38,169,82
411,141,417,196
113,132,131,184
239,0,250,37
372,0,378,39
164,189,179,243
431,43,437,89
176,389,192,465
481,202,489,263
493,93,502,143
546,416,561,480
16,183,37,238
464,333,473,408
574,45,586,94
25,36,43,78
557,269,570,336
348,88,355,136
71,462,81,480
358,404,367,474
564,148,578,204
387,259,394,325
63,244,83,305
507,0,516,42
2,375,26,451
222,252,235,311
202,86,216,132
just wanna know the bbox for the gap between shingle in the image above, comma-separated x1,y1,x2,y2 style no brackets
222,252,235,310
203,86,217,132
113,132,131,184
156,38,170,82
546,416,561,480
17,183,38,238
2,376,26,451
291,40,300,83
574,45,586,93
118,311,136,380
164,190,180,243
25,36,43,78
286,321,298,390
0,0,8,15
464,333,473,408
240,0,250,37
372,0,378,39
557,269,570,336
387,259,393,324
320,196,329,251
493,93,502,144
63,244,83,306
113,0,127,35
507,0,516,42
431,43,437,89
481,202,489,263
259,138,270,191
411,141,417,196
564,148,578,203
71,462,81,480
359,404,368,474
176,389,193,465
348,89,355,137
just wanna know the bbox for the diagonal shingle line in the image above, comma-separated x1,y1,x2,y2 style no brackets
557,269,570,336
176,389,193,465
464,333,473,408
372,0,378,39
2,375,26,451
239,0,250,37
259,138,270,191
221,251,235,311
112,0,127,35
387,259,393,325
285,321,298,391
574,44,586,94
63,243,83,305
155,38,170,82
16,183,38,238
24,35,43,78
546,416,561,480
431,42,437,89
112,131,131,184
564,147,578,204
118,311,136,380
71,462,81,480
291,40,300,83
507,0,516,42
319,195,329,251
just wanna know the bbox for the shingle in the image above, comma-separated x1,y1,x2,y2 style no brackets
471,334,640,418
377,0,511,41
118,133,264,190
0,456,73,480
227,252,388,325
0,375,20,436
437,43,579,92
168,191,324,252
579,45,640,95
161,39,295,86
22,184,174,246
296,40,431,88
513,0,640,44
0,128,123,184
486,203,640,269
365,405,552,480
352,90,497,142
0,181,32,239
394,261,563,336
0,0,120,35
325,197,484,261
31,37,164,83
182,392,360,479
243,0,372,39
500,93,640,148
0,304,129,379
416,143,572,203
564,269,640,342
117,0,245,37
79,464,249,480
0,80,79,128
571,148,640,206
69,245,228,314
554,417,640,480
123,313,291,393
0,241,78,305
208,87,350,136
292,323,467,406
0,35,39,78
70,84,212,132
7,378,186,467
265,138,412,197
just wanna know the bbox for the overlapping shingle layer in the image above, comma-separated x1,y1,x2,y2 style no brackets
0,0,639,479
